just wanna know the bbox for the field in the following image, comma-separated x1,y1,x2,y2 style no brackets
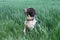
0,0,60,40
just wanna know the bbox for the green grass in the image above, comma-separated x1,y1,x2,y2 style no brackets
0,0,60,40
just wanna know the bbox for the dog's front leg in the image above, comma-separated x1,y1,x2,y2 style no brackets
23,25,29,35
23,27,26,35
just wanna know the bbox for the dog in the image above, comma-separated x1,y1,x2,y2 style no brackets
23,8,37,35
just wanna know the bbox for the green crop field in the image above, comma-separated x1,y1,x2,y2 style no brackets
0,0,60,40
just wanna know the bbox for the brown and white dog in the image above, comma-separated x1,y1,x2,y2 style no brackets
23,8,37,35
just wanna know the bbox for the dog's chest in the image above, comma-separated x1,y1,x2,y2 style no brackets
24,19,36,28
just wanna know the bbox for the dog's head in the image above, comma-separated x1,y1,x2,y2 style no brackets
23,8,36,17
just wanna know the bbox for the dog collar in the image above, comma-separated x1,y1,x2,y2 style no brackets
27,18,34,21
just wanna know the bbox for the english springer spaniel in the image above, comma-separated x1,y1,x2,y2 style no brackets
23,8,37,35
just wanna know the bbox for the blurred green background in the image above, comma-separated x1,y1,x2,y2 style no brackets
0,0,60,40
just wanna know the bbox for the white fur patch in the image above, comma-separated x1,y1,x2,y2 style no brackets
24,19,36,30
